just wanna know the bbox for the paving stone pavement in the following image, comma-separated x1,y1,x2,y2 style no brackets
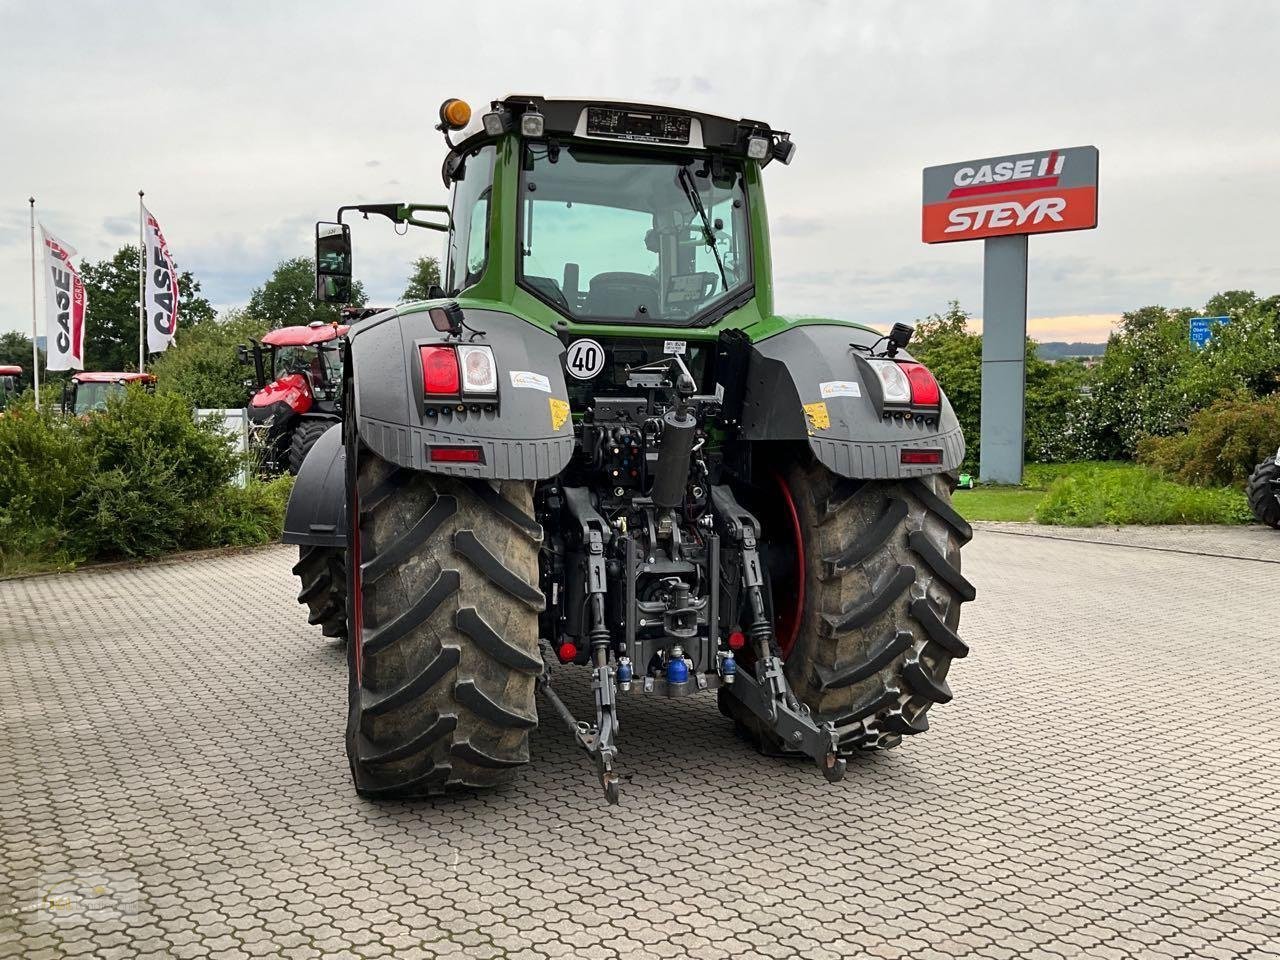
2,529,1279,960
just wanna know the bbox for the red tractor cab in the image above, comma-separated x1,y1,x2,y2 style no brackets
243,321,349,474
0,365,23,411
62,371,157,416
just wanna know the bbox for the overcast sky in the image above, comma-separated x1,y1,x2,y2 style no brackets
2,0,1278,345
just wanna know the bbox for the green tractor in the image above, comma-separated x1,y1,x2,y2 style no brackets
284,96,974,802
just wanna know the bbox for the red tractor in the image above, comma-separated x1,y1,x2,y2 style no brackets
0,365,23,411
243,321,348,474
61,371,157,415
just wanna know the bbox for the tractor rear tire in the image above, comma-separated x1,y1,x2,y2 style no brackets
293,545,347,640
346,452,545,798
288,419,332,475
1247,457,1280,528
728,461,973,753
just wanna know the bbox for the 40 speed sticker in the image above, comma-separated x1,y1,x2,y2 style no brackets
565,338,606,379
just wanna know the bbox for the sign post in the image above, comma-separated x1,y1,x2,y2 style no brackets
923,145,1099,484
1189,316,1229,350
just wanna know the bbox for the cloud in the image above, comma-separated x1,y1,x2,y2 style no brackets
102,215,134,237
2,2,1278,334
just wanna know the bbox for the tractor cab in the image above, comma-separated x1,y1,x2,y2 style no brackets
62,371,156,416
242,321,349,474
0,365,23,410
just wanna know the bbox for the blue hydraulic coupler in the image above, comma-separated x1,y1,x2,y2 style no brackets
666,656,689,685
616,657,633,692
721,653,736,684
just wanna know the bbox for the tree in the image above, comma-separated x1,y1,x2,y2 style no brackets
78,245,215,373
402,256,443,302
910,302,982,466
909,300,1092,467
0,331,42,372
152,309,267,409
246,257,366,329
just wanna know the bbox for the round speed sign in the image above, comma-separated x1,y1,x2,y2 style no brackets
565,338,606,379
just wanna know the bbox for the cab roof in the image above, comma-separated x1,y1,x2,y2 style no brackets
72,372,156,384
0,365,21,375
447,96,791,182
261,323,349,347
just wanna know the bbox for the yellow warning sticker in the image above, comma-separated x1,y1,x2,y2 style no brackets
803,401,830,432
549,397,571,432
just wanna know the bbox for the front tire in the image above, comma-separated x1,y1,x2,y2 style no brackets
1247,457,1280,529
346,451,545,798
731,460,973,753
293,545,347,639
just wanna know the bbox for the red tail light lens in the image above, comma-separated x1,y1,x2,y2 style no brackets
420,346,460,395
429,446,484,463
901,449,943,465
899,362,941,406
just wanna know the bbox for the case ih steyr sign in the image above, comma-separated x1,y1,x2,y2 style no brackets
922,145,1099,243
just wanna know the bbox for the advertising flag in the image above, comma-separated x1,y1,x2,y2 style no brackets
143,205,179,353
41,227,87,371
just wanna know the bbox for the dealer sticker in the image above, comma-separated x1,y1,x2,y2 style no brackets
510,370,552,393
819,380,862,399
663,340,687,355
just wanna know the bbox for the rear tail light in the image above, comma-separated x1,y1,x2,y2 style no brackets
899,362,940,406
429,445,484,463
421,343,499,399
457,345,497,395
901,448,943,465
420,346,460,395
865,358,941,407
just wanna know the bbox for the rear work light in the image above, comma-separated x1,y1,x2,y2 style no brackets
865,358,941,407
420,346,460,395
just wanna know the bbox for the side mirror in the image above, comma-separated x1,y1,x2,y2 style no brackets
236,344,250,365
315,221,353,304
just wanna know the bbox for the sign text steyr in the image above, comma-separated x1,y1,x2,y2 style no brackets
921,146,1099,244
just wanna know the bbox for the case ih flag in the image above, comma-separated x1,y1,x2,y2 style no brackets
40,227,87,371
143,205,179,353
922,146,1099,244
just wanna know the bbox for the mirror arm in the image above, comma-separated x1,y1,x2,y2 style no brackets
336,203,450,233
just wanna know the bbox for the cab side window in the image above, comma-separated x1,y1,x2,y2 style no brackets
447,146,497,294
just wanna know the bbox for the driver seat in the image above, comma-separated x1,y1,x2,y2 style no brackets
584,272,659,318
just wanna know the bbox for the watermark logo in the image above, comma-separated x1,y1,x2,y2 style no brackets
35,869,143,923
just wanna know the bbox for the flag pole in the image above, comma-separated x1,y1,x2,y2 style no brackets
138,190,146,373
29,197,40,410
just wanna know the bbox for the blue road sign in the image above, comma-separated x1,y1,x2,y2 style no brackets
1190,316,1229,350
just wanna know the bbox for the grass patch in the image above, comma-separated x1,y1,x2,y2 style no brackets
953,461,1251,526
1035,465,1250,526
953,487,1042,522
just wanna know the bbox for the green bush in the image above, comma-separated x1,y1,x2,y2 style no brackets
0,398,91,571
68,390,240,558
1136,394,1280,488
1034,464,1251,526
197,475,294,548
0,388,289,575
